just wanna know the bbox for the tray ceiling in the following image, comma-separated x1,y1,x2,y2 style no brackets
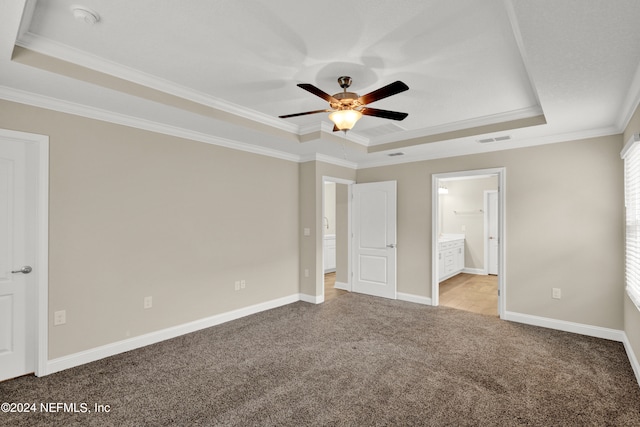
2,0,640,167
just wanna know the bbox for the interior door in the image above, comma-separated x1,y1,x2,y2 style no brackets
487,190,499,275
0,139,31,381
352,181,397,299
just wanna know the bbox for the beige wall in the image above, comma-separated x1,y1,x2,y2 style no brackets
0,100,300,359
0,94,631,361
358,135,624,329
299,161,356,298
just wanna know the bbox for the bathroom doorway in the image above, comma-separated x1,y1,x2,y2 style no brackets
432,168,505,318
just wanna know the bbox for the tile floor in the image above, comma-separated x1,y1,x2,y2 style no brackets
439,273,498,317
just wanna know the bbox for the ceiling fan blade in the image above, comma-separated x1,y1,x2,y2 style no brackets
360,107,408,121
358,81,409,105
279,109,331,119
297,83,339,103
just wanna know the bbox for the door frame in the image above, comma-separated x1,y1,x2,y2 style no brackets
484,190,499,275
431,167,506,318
321,176,355,297
0,128,49,377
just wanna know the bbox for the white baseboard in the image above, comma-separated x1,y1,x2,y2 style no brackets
622,333,640,388
44,293,301,376
334,281,350,291
503,311,625,342
300,293,324,304
43,294,640,390
462,268,485,275
397,292,432,306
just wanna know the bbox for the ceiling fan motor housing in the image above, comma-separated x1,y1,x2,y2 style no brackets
331,91,361,110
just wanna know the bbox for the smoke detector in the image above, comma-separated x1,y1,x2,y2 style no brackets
71,6,100,24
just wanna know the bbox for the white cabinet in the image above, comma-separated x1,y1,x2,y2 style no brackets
323,235,336,272
438,237,464,282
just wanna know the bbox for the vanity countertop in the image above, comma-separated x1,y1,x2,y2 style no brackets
438,233,465,243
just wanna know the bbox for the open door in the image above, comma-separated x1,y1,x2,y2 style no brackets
352,181,397,299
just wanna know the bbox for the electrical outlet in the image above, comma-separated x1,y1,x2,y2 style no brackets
144,296,153,309
552,288,561,299
54,310,66,326
240,280,246,289
304,269,309,278
235,281,240,291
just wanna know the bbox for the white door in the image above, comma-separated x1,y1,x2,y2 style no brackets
487,191,499,275
352,181,397,299
0,139,32,381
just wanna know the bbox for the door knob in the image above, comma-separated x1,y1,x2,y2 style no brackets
11,266,32,274
386,244,397,248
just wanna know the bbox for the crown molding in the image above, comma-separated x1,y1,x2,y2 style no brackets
15,32,301,134
299,153,358,170
358,125,620,169
617,59,640,132
367,105,545,147
0,85,623,172
0,85,302,163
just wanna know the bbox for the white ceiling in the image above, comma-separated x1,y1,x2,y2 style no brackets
1,0,640,168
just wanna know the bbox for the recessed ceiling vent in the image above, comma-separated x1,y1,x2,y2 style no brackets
477,135,511,143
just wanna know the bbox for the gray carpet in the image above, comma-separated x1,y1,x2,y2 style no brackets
1,293,640,426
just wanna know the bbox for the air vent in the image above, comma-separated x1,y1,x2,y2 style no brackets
388,152,405,157
494,135,512,142
477,135,511,143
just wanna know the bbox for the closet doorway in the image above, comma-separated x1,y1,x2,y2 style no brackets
432,168,505,318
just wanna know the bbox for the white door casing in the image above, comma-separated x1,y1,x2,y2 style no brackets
486,190,499,275
0,139,30,381
352,181,397,299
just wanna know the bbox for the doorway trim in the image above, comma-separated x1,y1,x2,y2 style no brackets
0,128,49,377
321,176,355,298
431,167,506,318
484,190,499,276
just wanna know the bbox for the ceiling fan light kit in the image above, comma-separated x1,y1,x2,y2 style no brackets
279,76,409,133
328,109,363,131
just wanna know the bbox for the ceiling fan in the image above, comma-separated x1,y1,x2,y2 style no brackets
279,76,409,133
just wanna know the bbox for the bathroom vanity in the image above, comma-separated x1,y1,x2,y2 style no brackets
438,234,465,282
